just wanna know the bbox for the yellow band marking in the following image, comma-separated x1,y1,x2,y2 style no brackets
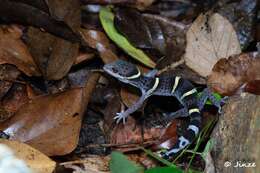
181,88,197,100
126,68,141,79
147,77,159,95
188,108,200,115
171,76,181,93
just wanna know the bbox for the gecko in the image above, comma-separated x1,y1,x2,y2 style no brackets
103,60,223,159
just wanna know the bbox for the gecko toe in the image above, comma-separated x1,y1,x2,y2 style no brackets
114,112,127,124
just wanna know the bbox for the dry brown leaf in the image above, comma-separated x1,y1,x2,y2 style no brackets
26,0,81,80
0,139,56,173
110,117,162,152
1,83,29,122
120,88,139,108
0,74,99,156
0,64,21,100
0,25,40,76
79,29,118,64
26,27,79,80
45,0,81,32
61,156,110,173
74,52,95,65
185,12,241,77
208,52,260,95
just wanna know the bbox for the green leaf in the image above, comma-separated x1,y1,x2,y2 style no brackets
140,147,176,168
99,7,156,68
145,167,183,173
110,151,144,173
141,148,202,173
201,139,215,160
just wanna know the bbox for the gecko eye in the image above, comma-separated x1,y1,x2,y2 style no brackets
111,67,118,73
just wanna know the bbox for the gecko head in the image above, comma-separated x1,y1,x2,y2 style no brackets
103,60,141,82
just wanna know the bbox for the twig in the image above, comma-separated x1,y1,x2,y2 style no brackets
158,58,185,75
82,140,157,148
0,79,27,85
142,14,189,30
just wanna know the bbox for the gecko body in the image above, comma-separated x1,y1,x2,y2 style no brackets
103,60,222,159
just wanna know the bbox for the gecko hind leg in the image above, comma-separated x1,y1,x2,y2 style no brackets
162,108,189,122
198,88,227,113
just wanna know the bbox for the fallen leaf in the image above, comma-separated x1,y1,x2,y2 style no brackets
74,52,95,65
0,74,99,156
81,0,155,10
0,64,21,100
79,28,118,64
110,117,163,152
244,80,260,95
120,88,139,108
114,8,155,50
0,25,40,76
217,0,257,49
45,0,81,32
1,83,29,121
2,83,28,112
99,7,156,68
185,12,241,77
23,0,81,80
0,0,79,42
61,156,110,173
0,139,56,173
208,52,260,95
26,27,79,80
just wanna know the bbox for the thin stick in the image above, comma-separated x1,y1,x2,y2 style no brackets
158,58,185,75
142,14,188,30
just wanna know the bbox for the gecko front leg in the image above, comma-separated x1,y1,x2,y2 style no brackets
114,92,149,124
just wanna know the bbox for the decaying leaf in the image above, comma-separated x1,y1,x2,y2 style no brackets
185,12,241,77
0,25,40,76
208,52,260,95
81,0,155,10
26,27,79,80
0,74,99,156
110,117,163,152
74,52,95,65
79,28,118,64
114,8,157,50
61,156,110,173
120,88,140,108
45,0,81,32
99,7,156,68
1,83,29,122
23,0,81,80
0,64,21,100
0,139,56,173
217,0,257,49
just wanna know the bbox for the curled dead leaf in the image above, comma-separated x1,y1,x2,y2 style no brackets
208,52,260,95
0,25,40,76
79,28,118,64
0,74,99,156
1,83,29,122
0,139,56,173
185,12,241,77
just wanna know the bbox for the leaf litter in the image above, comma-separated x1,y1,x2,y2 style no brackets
0,0,258,173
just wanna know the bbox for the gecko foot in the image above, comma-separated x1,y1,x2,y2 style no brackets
114,112,128,124
217,96,229,114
